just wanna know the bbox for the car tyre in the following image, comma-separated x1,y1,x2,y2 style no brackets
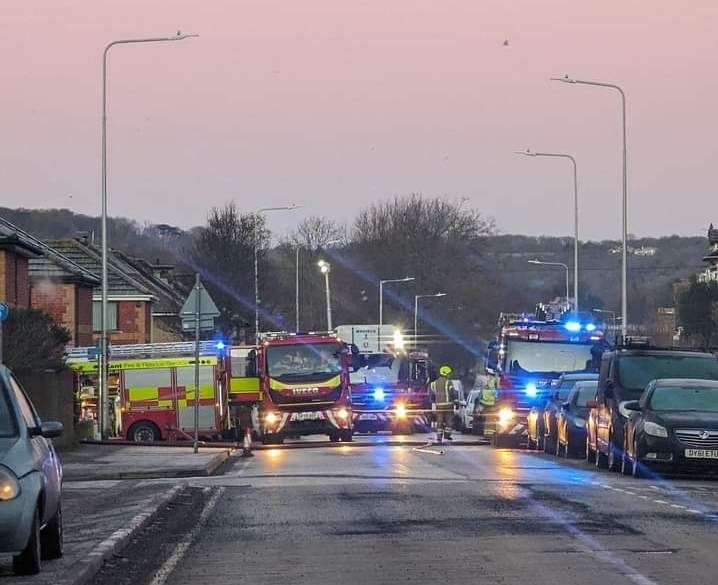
607,431,622,472
130,422,160,443
340,430,353,442
41,503,63,560
632,440,646,479
596,444,609,469
544,433,556,455
329,432,340,443
13,505,41,575
620,437,632,476
586,437,596,464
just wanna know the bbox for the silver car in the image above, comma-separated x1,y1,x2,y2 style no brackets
0,365,63,575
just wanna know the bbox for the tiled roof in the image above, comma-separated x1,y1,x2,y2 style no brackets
0,216,99,285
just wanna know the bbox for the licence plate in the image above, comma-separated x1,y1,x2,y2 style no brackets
685,449,718,459
359,414,378,420
528,333,539,341
291,411,324,421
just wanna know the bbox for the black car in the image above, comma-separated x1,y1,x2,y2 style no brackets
556,380,598,458
588,341,718,472
622,379,718,477
527,373,598,452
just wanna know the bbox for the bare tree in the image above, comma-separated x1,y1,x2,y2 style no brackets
291,216,346,251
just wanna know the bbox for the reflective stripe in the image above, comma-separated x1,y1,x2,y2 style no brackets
269,375,341,391
230,377,260,394
181,385,215,400
128,386,159,401
157,400,174,408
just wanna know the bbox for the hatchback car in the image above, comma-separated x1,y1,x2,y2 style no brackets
622,379,718,478
0,365,64,575
556,380,598,458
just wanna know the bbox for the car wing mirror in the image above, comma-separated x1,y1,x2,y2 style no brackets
561,401,570,409
40,421,64,439
623,400,641,412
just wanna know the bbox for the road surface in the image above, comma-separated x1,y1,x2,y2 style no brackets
91,436,718,585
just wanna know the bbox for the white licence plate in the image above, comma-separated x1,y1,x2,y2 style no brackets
291,412,324,421
685,449,718,459
359,414,378,420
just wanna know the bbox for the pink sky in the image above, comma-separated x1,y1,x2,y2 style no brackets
2,0,717,240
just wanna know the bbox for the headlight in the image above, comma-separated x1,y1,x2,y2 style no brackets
0,466,20,501
498,407,514,426
265,412,279,425
618,402,634,418
337,408,350,420
643,421,668,438
395,404,407,419
572,417,586,428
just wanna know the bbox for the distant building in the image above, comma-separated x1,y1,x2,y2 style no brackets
699,223,718,283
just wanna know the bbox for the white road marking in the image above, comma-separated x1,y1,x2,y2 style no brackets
147,487,225,585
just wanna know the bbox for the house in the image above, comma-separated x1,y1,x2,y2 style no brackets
699,223,718,283
48,237,186,345
0,218,99,346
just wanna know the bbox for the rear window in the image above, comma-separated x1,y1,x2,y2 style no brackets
0,384,18,437
575,383,598,407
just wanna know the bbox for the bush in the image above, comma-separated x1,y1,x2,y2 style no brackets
1,308,71,372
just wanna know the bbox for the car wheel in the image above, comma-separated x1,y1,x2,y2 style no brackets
544,433,555,454
620,437,632,476
555,437,562,457
586,437,596,463
131,422,159,443
596,443,609,469
340,430,353,442
13,505,41,575
632,440,646,479
41,502,63,560
329,432,340,443
607,431,622,472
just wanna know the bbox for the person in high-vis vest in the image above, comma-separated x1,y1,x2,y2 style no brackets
431,364,455,444
476,372,497,436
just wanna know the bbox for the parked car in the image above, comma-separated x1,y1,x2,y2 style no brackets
458,389,483,433
556,380,598,458
622,379,718,477
527,373,598,451
587,340,718,471
0,366,64,575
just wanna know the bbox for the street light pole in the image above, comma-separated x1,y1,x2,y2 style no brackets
253,205,300,343
295,246,300,333
551,75,628,337
100,32,198,440
528,260,570,306
516,150,579,312
379,277,415,327
318,260,333,330
413,293,447,348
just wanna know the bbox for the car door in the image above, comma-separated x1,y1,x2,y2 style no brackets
596,357,614,453
9,375,61,525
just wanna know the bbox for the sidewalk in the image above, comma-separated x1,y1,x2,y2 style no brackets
60,444,231,480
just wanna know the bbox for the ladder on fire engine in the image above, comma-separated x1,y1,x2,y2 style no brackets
65,340,222,364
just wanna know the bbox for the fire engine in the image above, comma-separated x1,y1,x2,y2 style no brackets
227,332,354,445
66,341,228,442
482,314,605,447
336,325,433,434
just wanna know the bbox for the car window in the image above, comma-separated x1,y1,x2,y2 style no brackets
9,376,39,430
0,381,18,437
574,383,598,407
617,355,718,395
650,385,718,412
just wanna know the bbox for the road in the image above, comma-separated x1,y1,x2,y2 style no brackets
90,435,718,585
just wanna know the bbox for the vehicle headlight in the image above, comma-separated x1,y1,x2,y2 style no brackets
265,412,279,425
337,407,350,420
0,466,20,501
643,421,668,438
498,407,514,426
618,402,634,418
572,417,586,428
395,404,407,419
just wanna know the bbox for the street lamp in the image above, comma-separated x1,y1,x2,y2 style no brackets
254,205,300,342
379,277,415,327
414,293,447,348
515,149,579,312
528,260,570,306
296,238,341,333
317,260,333,330
551,74,628,337
100,31,198,440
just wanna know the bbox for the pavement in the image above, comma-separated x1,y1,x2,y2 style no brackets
88,433,718,585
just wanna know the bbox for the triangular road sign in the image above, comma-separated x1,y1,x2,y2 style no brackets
180,284,220,318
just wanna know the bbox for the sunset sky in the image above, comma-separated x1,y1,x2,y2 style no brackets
2,0,717,240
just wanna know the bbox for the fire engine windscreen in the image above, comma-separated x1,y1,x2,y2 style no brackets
506,341,594,376
267,343,342,382
350,354,408,385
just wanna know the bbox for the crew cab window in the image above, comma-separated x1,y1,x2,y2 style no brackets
0,383,18,437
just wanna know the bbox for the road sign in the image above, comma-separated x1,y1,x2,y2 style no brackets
180,283,220,332
0,303,8,322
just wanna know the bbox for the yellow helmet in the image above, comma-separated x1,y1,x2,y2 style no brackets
439,364,453,377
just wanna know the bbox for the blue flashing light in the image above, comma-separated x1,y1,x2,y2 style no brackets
585,323,597,332
373,388,386,402
525,382,538,398
565,321,582,333
215,341,226,350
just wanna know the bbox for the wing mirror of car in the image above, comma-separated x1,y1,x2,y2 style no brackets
40,421,64,439
586,399,599,409
622,400,641,412
561,401,571,409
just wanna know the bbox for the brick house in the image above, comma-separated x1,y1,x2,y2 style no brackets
0,217,100,346
0,227,40,309
48,237,186,345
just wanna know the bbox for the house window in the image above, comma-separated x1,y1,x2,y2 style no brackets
93,301,118,332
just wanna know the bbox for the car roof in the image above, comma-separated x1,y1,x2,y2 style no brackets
560,373,599,381
610,348,716,358
649,378,718,388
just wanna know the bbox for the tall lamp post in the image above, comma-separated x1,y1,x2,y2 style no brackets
516,149,580,312
317,260,333,330
414,293,447,348
100,31,198,439
528,260,570,307
551,75,628,337
254,205,300,342
296,237,341,333
379,277,414,326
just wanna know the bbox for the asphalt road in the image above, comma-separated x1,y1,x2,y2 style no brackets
92,434,718,585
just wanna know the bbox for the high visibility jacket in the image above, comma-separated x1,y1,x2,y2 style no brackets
431,376,454,410
479,377,497,406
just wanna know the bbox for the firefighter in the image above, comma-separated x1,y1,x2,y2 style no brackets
431,364,455,443
476,368,497,435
